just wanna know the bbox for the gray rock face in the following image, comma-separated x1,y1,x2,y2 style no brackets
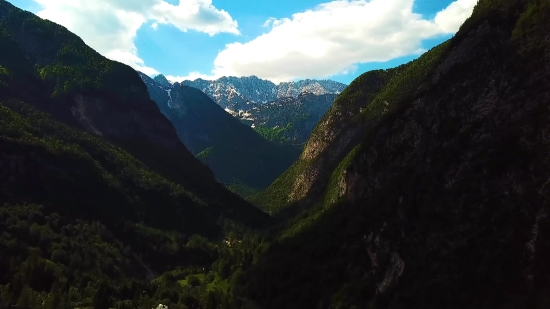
181,76,347,109
153,74,172,88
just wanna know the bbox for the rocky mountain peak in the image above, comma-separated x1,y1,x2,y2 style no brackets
153,74,171,87
181,75,347,109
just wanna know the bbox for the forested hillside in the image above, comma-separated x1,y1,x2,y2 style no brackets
242,0,550,308
0,1,269,307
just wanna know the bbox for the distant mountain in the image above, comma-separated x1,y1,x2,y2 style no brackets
153,74,172,87
180,76,346,148
181,75,347,110
139,72,301,196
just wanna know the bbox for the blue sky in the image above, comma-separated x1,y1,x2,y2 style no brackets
9,0,477,84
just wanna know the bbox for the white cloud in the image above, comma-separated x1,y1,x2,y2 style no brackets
166,72,217,83
435,0,478,33
33,0,239,73
208,0,478,83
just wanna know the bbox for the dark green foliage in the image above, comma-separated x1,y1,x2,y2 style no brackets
254,124,293,145
226,181,261,199
0,94,268,306
0,0,147,100
0,99,219,236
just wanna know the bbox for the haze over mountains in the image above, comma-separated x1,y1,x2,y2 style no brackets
1,0,550,308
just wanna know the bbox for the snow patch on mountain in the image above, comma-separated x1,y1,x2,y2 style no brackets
166,88,172,108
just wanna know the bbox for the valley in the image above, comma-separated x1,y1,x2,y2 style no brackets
0,0,549,308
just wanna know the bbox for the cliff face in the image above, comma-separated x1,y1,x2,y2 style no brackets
245,0,550,308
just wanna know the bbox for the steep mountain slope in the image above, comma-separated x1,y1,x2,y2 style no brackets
0,2,271,307
139,73,301,196
0,0,214,190
251,57,428,213
181,75,346,110
240,0,550,308
0,0,265,220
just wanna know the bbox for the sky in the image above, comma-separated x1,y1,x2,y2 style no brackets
8,0,477,84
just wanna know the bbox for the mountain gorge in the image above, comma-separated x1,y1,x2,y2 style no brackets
1,0,550,308
139,73,300,196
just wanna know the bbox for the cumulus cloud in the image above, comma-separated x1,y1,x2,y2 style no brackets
435,0,478,32
33,0,239,74
209,0,478,82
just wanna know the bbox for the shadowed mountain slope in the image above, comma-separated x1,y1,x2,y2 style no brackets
241,0,550,308
0,2,270,307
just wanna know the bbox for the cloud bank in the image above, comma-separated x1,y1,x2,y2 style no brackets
34,0,239,75
208,0,477,82
31,0,478,82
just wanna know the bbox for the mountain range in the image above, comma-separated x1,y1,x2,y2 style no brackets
179,75,346,148
179,75,346,110
1,0,550,308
